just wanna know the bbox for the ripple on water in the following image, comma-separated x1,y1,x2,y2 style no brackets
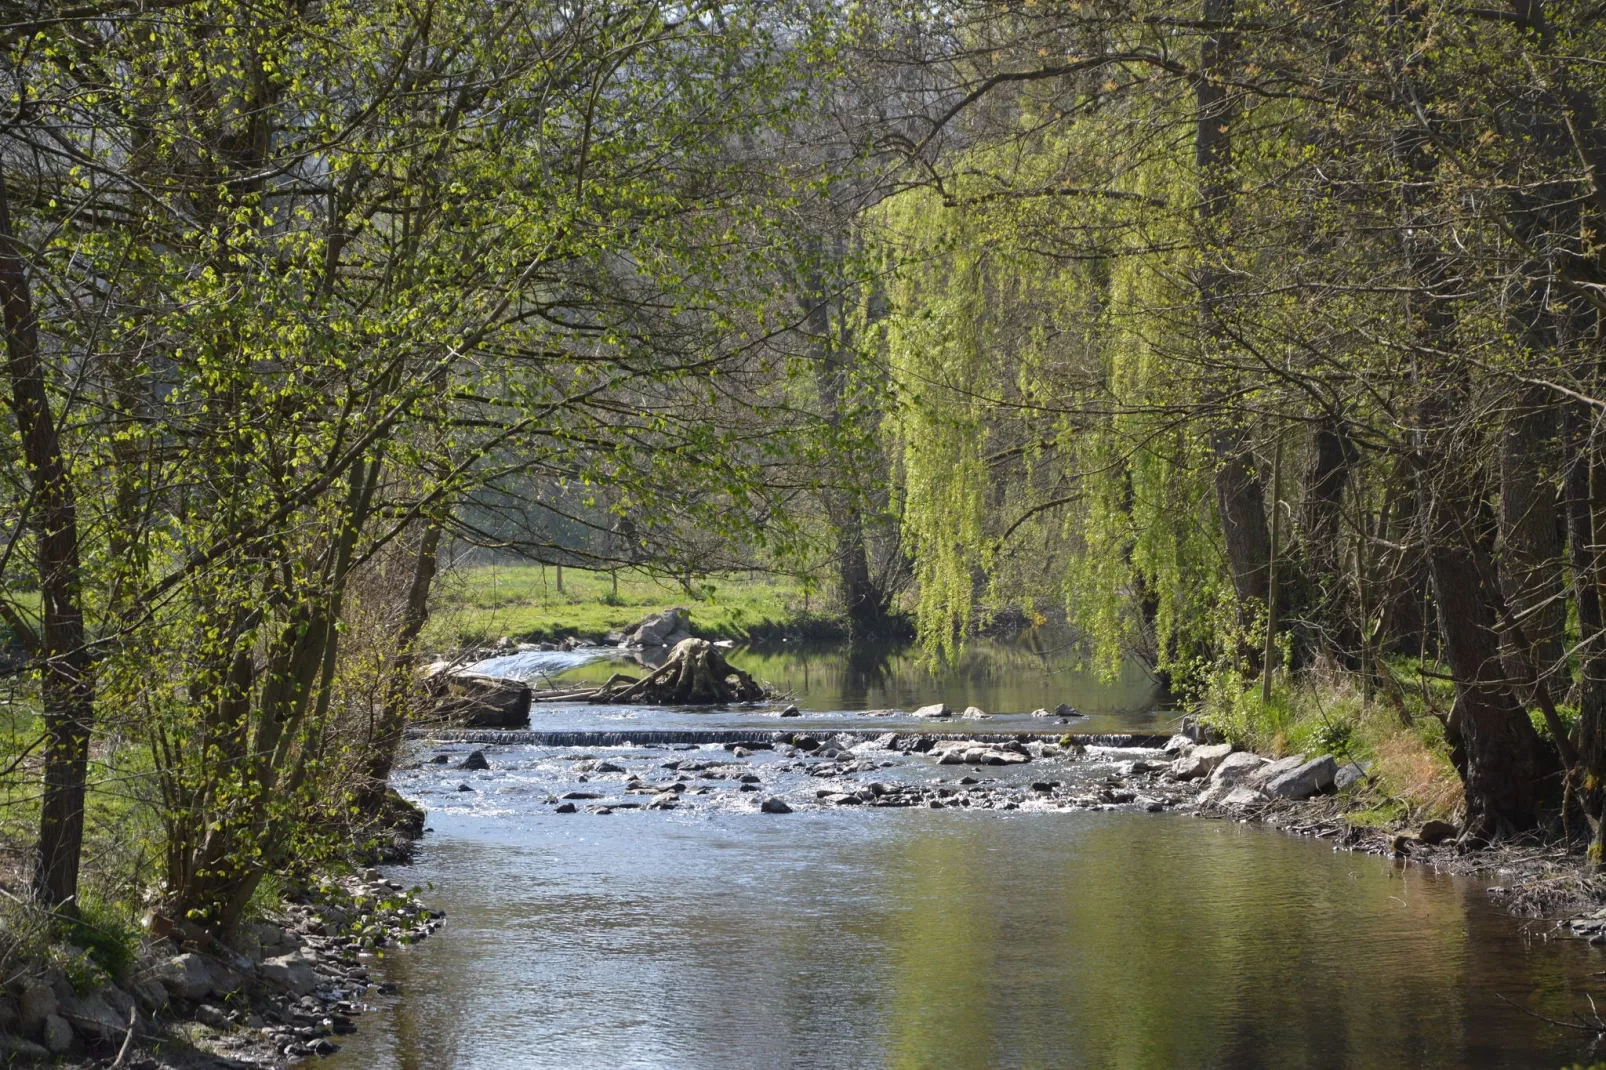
326,734,1606,1070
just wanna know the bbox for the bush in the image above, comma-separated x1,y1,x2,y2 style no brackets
1311,718,1354,755
61,896,140,984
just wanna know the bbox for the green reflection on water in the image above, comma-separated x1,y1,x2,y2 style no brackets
551,637,1162,721
327,811,1597,1069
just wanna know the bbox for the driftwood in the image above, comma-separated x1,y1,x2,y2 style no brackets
422,671,533,727
534,638,768,705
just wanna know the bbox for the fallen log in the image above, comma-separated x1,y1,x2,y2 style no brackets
421,671,532,727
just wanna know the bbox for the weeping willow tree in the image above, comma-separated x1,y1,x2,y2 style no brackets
857,0,1606,842
872,104,1261,681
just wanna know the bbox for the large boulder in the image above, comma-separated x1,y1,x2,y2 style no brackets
961,706,992,720
1195,752,1270,808
1208,751,1269,787
0,1035,49,1061
1169,743,1234,781
59,990,130,1042
153,952,243,1002
912,703,951,718
1221,786,1264,808
1264,755,1338,800
41,1014,72,1054
619,608,692,649
18,980,56,1036
1335,761,1370,791
259,953,320,996
1245,753,1308,792
129,977,169,1012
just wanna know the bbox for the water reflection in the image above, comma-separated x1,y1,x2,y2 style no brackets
327,810,1602,1070
534,636,1163,726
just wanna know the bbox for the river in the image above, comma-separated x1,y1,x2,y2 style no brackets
324,640,1606,1069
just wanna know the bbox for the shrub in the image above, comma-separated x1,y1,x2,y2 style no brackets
62,896,140,984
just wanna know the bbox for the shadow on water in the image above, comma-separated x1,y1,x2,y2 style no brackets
326,805,1606,1070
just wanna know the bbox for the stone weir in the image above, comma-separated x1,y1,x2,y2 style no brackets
406,727,1174,749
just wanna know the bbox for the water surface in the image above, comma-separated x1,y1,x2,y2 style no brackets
329,640,1606,1069
474,636,1167,736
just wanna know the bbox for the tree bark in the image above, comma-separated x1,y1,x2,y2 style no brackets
1418,473,1547,841
1389,31,1548,838
0,171,94,909
1566,403,1606,862
805,249,888,636
357,521,442,814
1497,387,1565,688
1299,417,1359,660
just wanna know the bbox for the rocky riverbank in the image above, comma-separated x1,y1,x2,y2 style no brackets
0,870,442,1068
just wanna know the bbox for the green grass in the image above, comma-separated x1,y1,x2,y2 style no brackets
1200,658,1465,824
426,564,819,646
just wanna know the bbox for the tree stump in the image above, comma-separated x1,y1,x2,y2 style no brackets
523,638,766,705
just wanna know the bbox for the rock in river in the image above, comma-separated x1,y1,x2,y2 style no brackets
458,749,490,771
1264,755,1338,800
913,703,952,718
1245,753,1308,791
760,797,792,814
1208,751,1268,786
1169,743,1233,781
1195,751,1269,807
1220,786,1263,808
961,706,992,719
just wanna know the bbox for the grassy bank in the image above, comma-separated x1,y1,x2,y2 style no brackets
1199,659,1469,829
425,564,843,647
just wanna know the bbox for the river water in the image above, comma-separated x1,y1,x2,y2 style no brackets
325,641,1606,1069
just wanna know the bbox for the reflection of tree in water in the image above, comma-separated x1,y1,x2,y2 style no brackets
542,634,1161,715
841,639,899,708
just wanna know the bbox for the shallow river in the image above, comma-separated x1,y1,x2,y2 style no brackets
326,641,1606,1069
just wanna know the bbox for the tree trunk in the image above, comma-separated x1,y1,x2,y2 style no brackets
1299,417,1359,661
1196,0,1274,620
0,172,94,910
1389,26,1548,838
1566,403,1606,862
1497,385,1566,692
1418,477,1547,841
805,247,888,637
357,521,442,814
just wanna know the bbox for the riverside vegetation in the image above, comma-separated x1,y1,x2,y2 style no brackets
5,0,1606,1065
